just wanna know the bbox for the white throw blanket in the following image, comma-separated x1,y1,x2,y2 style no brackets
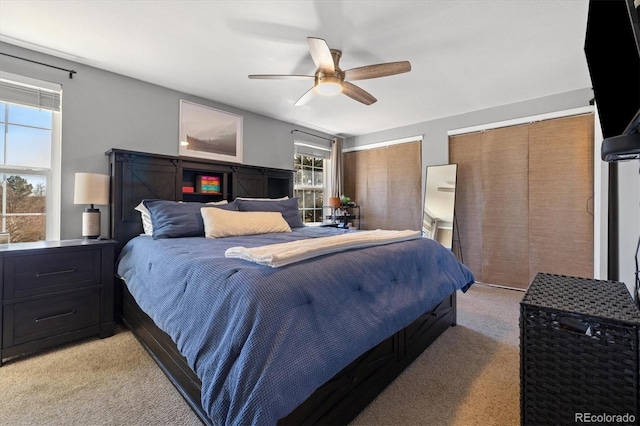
225,229,421,268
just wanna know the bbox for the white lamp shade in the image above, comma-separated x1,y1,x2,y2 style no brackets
74,173,110,205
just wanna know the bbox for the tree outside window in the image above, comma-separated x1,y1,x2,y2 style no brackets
0,175,46,242
294,154,324,223
0,99,54,243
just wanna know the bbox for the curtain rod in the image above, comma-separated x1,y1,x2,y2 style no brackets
291,129,334,142
0,52,77,79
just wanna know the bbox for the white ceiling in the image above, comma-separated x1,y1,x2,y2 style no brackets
0,0,592,138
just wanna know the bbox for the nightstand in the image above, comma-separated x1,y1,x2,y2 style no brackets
0,239,116,366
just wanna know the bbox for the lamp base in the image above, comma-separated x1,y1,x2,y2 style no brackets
82,208,101,239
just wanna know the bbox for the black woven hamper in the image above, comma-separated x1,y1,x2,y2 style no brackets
520,273,640,426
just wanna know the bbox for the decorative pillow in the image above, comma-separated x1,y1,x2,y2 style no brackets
134,202,153,236
235,197,305,228
201,207,291,238
142,199,237,239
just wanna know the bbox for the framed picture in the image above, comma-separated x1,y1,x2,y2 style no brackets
196,175,221,194
179,100,243,163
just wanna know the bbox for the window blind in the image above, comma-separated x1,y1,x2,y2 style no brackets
294,141,331,159
0,79,61,112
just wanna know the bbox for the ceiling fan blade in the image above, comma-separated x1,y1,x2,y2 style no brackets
248,74,314,80
307,37,335,73
295,87,317,106
342,82,377,105
344,61,411,81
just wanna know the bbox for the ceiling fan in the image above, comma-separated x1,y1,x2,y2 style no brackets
249,37,411,106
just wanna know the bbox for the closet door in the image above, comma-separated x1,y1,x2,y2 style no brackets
449,132,483,282
528,114,594,281
364,147,389,230
387,142,421,230
481,125,530,289
343,141,421,230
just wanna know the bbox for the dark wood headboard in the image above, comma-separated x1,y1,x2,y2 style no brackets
107,148,294,258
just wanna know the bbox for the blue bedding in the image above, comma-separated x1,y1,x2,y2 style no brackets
116,227,474,425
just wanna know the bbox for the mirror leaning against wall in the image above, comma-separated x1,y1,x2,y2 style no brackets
422,164,459,257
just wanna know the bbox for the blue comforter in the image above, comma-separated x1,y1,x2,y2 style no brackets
116,227,474,425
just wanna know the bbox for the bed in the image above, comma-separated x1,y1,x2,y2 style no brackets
108,149,475,425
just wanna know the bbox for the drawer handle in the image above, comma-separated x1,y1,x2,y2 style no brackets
35,310,77,323
36,268,77,278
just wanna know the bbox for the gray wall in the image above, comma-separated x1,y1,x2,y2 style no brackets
0,42,332,240
618,160,640,296
344,88,594,166
345,88,640,295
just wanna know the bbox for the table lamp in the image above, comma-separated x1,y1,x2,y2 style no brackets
328,197,341,223
74,172,109,239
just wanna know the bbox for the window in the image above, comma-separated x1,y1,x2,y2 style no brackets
293,141,331,224
0,73,61,243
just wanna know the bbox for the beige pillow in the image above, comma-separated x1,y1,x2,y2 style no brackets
201,207,291,238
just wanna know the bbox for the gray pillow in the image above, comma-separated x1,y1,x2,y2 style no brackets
142,199,237,238
235,197,305,228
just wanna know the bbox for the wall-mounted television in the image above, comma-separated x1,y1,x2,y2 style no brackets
584,0,640,161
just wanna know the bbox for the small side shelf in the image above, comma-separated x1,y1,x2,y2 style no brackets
323,205,360,229
181,163,230,203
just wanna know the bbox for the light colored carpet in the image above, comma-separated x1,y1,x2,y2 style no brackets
0,325,201,426
352,283,523,426
0,284,523,425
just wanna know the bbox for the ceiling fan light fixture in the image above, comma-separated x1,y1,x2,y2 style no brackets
315,75,343,96
251,37,411,105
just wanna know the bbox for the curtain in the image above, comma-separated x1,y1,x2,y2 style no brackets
330,138,343,197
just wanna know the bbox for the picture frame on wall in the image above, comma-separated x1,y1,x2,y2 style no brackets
179,100,243,163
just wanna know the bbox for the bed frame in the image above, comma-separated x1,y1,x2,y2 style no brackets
108,149,458,425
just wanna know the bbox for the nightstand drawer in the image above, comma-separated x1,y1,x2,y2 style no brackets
3,248,101,299
3,288,101,348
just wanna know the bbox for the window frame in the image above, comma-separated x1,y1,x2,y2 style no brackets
0,72,62,242
293,141,331,225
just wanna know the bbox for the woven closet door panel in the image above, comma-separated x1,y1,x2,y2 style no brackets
449,132,483,282
387,141,421,230
344,149,379,230
528,114,594,282
364,147,389,230
481,125,530,289
343,143,421,231
343,151,357,204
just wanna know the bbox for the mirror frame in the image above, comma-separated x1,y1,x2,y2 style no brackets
422,164,458,252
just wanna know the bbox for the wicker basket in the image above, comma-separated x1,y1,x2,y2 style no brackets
521,273,640,426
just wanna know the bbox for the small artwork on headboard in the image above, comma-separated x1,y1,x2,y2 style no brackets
196,175,221,194
179,100,243,163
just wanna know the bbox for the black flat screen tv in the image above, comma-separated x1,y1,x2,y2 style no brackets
584,0,640,161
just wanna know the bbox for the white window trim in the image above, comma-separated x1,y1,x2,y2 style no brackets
342,135,423,153
48,108,61,240
0,72,62,241
293,148,330,225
